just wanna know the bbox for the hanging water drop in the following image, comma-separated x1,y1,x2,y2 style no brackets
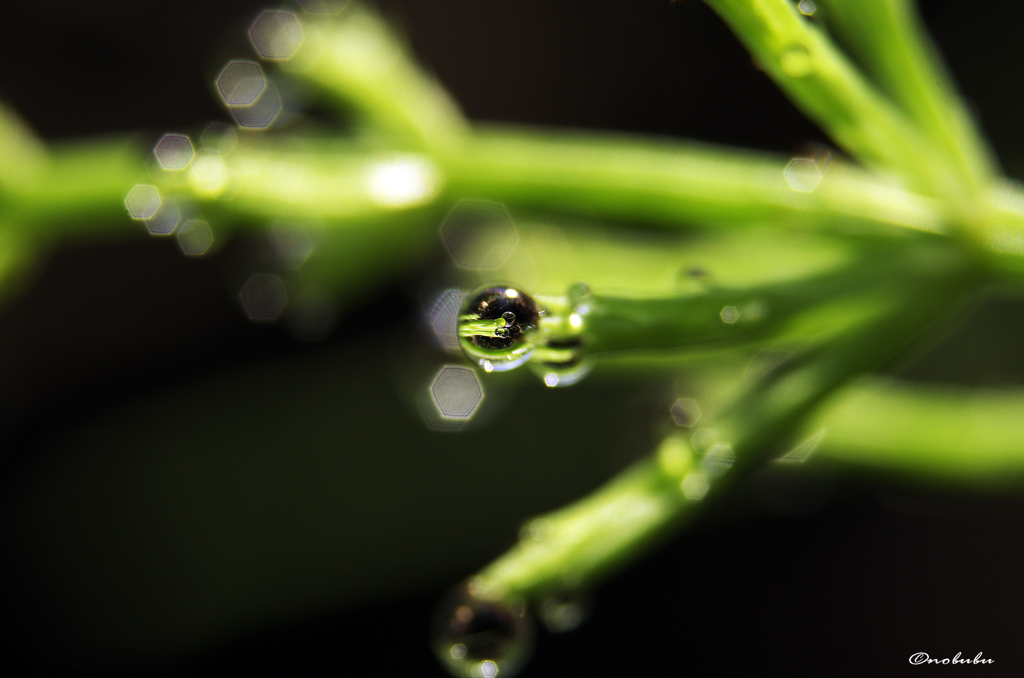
432,584,534,678
458,285,540,372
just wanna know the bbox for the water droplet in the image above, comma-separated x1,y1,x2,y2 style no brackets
567,281,590,305
534,359,592,388
432,585,534,678
779,45,813,78
538,592,590,633
458,285,540,372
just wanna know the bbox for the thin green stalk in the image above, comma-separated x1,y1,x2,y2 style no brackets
444,125,945,235
472,240,981,601
807,377,1024,483
817,0,996,197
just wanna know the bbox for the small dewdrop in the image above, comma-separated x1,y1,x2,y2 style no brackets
366,157,437,208
544,373,559,387
797,0,816,16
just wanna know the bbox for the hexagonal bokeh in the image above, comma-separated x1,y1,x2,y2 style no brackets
125,185,160,219
249,10,304,60
177,219,214,256
145,202,180,236
440,200,517,269
670,398,701,427
200,122,237,154
270,223,313,268
230,84,282,130
427,288,467,352
784,158,821,192
216,60,267,107
430,365,484,420
154,133,194,170
240,273,288,321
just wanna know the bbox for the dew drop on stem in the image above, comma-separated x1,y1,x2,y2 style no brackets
432,584,534,678
458,285,540,372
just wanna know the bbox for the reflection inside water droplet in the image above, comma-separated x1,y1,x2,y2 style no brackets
432,584,534,678
458,285,540,372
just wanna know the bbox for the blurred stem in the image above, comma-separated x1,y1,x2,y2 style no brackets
808,377,1024,483
285,8,470,151
444,126,945,235
816,0,996,199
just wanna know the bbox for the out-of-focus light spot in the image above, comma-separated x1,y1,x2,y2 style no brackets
720,306,740,323
785,158,822,191
657,436,692,478
744,300,768,322
366,157,437,208
692,428,718,453
440,200,517,269
539,362,591,388
201,122,237,154
776,428,826,464
145,202,180,236
430,365,484,421
177,219,213,256
250,10,304,61
779,45,813,78
798,0,816,16
671,398,701,427
240,273,288,321
287,287,337,341
189,151,228,196
450,644,467,660
154,133,194,170
476,660,498,678
682,472,709,500
538,594,588,633
125,184,160,219
231,84,282,129
702,444,735,477
270,223,313,268
298,0,352,13
568,313,582,329
216,60,267,106
428,288,468,352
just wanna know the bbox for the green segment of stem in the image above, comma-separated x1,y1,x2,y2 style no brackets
472,241,981,601
808,378,1024,483
816,0,995,197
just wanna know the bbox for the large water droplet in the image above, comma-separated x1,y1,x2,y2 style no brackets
432,585,534,678
458,285,540,372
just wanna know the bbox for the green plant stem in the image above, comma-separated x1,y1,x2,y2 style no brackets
444,126,945,235
807,377,1024,483
701,0,950,194
472,241,981,601
817,0,995,198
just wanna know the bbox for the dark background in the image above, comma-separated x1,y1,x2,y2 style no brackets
1,1,1024,676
